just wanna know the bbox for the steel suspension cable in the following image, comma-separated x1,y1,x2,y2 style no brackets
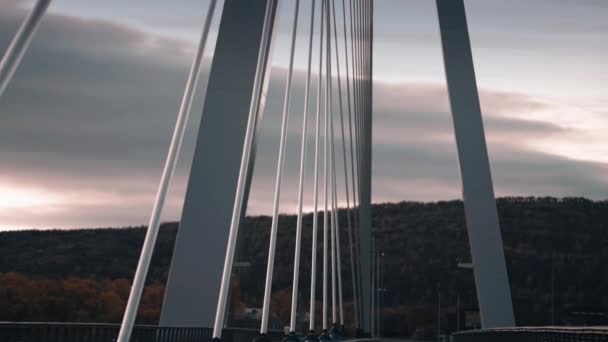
352,0,362,187
365,0,371,133
361,1,368,181
358,1,365,194
360,0,365,116
325,0,339,329
259,1,300,335
322,0,330,332
351,0,364,224
330,176,338,329
117,2,218,341
361,0,367,122
331,0,358,329
211,0,277,339
289,0,316,334
309,0,325,334
370,0,376,331
330,157,337,328
331,141,345,329
364,2,374,331
341,0,362,328
330,133,337,329
368,1,373,119
340,0,359,219
0,0,51,98
363,0,371,332
330,102,345,329
358,0,365,193
347,0,365,326
336,215,345,329
323,0,331,331
349,0,360,186
368,0,374,121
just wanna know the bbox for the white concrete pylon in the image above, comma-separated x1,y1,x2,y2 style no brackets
436,0,515,329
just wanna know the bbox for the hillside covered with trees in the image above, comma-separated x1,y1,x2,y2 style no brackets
1,197,607,336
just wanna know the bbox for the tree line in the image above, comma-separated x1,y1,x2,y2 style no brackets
1,197,607,337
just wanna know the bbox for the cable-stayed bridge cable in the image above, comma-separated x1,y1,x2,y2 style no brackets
117,1,218,341
289,0,316,335
322,0,330,334
331,0,358,329
330,100,345,329
308,0,325,335
259,0,300,335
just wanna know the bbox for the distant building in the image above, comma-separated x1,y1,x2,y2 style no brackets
464,311,480,329
242,307,262,320
562,310,608,326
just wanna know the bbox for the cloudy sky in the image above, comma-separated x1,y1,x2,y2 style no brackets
0,0,606,230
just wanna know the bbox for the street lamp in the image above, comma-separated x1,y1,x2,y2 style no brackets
377,252,385,338
455,260,473,332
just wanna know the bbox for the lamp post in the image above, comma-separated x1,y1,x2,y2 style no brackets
456,293,461,332
550,252,558,326
456,260,473,332
378,252,385,338
437,282,441,340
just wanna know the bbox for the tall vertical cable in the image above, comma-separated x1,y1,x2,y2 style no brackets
331,0,355,328
322,0,330,331
289,0,316,334
348,0,364,326
309,0,325,334
326,0,338,328
117,2,218,341
330,104,345,328
259,1,300,335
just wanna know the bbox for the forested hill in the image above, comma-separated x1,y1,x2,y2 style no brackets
1,197,608,329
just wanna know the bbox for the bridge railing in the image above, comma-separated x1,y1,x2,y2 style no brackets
0,322,284,342
452,327,608,342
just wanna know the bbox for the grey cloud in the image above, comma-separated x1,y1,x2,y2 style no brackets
0,3,202,229
371,0,608,69
372,82,566,148
0,2,606,230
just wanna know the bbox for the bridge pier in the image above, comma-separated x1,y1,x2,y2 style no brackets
160,0,277,328
161,0,513,333
436,0,515,328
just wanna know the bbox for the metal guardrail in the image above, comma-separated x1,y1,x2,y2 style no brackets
453,327,608,342
0,322,284,342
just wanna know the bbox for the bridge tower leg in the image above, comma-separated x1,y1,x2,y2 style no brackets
436,0,515,328
160,0,277,328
